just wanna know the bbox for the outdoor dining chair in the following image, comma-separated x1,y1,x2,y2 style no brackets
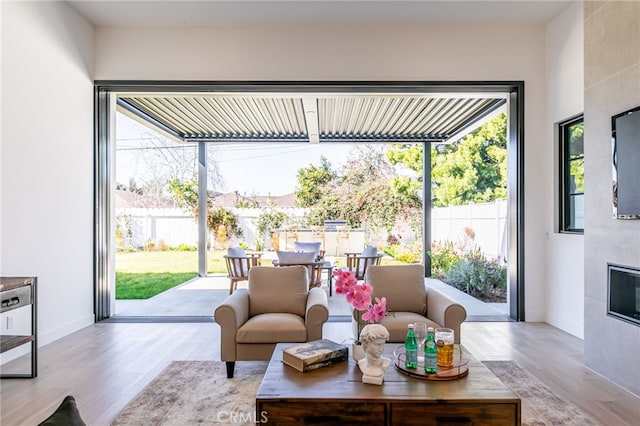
343,246,383,280
224,247,263,294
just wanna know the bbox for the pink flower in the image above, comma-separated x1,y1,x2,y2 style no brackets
347,283,372,310
335,270,388,333
333,270,358,295
362,297,387,323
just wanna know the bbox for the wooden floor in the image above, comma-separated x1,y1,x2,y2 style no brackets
1,321,638,425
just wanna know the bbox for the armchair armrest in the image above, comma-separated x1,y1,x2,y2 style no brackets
305,287,329,341
426,286,467,344
214,289,250,361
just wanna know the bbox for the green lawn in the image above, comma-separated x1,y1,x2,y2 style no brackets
116,250,412,299
115,250,227,299
115,272,198,299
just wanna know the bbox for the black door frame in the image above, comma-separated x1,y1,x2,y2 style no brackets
94,81,525,322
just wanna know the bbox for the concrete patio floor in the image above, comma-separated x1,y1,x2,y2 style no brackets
114,274,509,321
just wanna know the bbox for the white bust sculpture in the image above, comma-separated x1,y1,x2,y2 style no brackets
358,324,391,385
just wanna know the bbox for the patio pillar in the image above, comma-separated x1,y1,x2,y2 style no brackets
423,142,431,277
198,142,208,276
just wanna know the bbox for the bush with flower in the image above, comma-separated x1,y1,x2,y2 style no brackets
333,269,388,341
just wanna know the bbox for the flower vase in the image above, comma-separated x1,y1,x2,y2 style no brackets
352,342,365,362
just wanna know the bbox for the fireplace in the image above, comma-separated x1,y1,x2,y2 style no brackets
608,264,640,326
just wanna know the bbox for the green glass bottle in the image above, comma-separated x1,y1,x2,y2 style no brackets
404,324,418,369
424,327,438,374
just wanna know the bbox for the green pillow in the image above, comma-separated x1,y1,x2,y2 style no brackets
38,395,86,426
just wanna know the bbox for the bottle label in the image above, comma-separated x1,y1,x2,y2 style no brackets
405,349,418,368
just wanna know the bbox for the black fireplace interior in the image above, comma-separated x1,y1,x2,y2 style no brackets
608,264,640,326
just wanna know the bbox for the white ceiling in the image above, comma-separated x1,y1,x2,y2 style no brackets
67,0,574,28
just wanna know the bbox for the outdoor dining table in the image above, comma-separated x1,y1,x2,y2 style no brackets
272,259,335,294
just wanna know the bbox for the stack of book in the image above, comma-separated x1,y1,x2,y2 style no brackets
282,339,348,372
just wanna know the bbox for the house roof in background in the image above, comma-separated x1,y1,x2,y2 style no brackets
115,189,176,209
210,192,297,208
116,190,297,209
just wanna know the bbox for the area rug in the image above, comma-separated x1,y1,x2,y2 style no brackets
483,361,597,426
111,360,596,425
110,361,268,426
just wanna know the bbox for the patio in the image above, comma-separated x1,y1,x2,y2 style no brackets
114,272,508,321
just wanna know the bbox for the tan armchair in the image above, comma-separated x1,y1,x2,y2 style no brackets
214,266,329,378
356,264,466,343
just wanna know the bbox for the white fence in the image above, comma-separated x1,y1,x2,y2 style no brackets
116,208,199,249
432,200,507,261
117,201,507,258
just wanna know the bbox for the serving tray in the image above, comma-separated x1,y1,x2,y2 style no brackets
393,346,469,381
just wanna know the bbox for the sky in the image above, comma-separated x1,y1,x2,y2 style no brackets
115,112,362,196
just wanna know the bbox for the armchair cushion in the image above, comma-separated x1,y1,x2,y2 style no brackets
366,264,427,315
236,313,307,343
248,266,309,317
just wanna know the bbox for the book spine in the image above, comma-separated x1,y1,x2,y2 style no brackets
296,346,347,365
302,353,348,372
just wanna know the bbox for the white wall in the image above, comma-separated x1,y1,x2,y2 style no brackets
1,2,563,355
95,23,549,322
544,2,585,338
0,1,95,358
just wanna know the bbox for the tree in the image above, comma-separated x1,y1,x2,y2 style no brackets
294,156,337,207
168,176,243,242
116,125,223,207
167,176,199,211
255,204,289,250
303,145,422,233
432,113,507,206
115,178,144,195
386,143,424,199
386,113,507,207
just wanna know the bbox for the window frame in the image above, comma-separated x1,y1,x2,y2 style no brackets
559,114,584,234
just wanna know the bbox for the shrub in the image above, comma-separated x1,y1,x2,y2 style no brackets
429,240,461,279
256,207,288,249
383,244,398,258
444,255,506,300
208,207,243,242
386,241,421,264
394,249,418,264
174,243,197,251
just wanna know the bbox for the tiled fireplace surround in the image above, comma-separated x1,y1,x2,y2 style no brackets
584,1,640,397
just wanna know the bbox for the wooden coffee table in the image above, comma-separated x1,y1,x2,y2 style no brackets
256,343,521,425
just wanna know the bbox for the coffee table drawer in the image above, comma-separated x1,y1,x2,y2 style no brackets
258,401,385,424
392,402,519,425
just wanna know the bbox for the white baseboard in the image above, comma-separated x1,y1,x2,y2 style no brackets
1,314,94,366
547,314,584,339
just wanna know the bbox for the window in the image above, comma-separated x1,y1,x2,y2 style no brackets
560,115,584,233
